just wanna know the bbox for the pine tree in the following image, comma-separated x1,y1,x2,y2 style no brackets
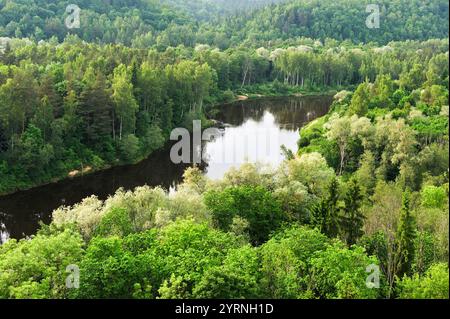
311,177,340,238
311,200,328,235
326,177,340,238
160,99,174,137
396,190,417,277
130,58,140,100
78,71,113,146
31,96,54,142
112,64,138,140
0,41,13,65
339,178,365,246
38,73,63,118
349,81,370,116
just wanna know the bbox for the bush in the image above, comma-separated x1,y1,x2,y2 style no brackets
309,243,384,299
221,89,235,103
0,229,84,299
398,263,449,299
75,232,159,299
259,225,329,298
204,185,285,245
421,185,447,209
95,207,134,238
192,246,260,298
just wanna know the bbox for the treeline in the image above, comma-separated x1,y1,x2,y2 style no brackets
0,0,192,45
0,0,448,48
159,0,288,21
0,37,448,194
207,0,449,47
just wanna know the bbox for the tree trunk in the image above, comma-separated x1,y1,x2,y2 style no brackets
339,147,345,175
112,114,116,140
241,66,249,87
119,116,123,140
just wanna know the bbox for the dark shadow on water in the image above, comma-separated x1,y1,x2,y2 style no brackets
0,95,332,242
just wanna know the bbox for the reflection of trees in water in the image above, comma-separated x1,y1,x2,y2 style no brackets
273,97,331,130
0,215,10,244
218,96,332,130
1,96,331,242
0,143,200,241
0,200,54,242
0,212,14,244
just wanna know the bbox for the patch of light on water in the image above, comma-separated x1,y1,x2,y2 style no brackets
0,222,10,244
203,110,299,180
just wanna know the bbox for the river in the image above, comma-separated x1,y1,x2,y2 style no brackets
0,95,332,242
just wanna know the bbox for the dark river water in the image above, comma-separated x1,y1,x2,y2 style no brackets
0,95,332,243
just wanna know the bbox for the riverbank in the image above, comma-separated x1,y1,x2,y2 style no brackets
232,82,353,100
1,94,334,240
0,87,339,197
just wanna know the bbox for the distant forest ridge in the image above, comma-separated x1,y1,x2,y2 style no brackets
0,0,448,47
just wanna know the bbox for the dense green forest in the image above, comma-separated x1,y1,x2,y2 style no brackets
0,0,448,300
160,0,289,21
0,0,448,47
204,0,449,46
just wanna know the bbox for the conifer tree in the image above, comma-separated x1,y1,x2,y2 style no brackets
339,178,364,246
311,177,340,238
79,70,113,146
396,190,417,277
349,81,370,116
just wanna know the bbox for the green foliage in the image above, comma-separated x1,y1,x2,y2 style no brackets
413,231,440,276
0,0,448,48
204,185,284,245
0,36,448,194
340,178,365,246
213,0,448,46
0,0,192,45
95,207,134,238
0,43,217,194
0,229,84,299
158,274,191,299
421,185,447,209
279,152,336,196
156,220,238,286
311,177,340,238
309,243,383,299
15,124,54,181
299,116,328,148
192,246,260,299
349,82,370,116
398,263,449,299
0,0,448,301
75,231,159,299
410,116,448,145
118,134,140,162
396,191,417,277
259,225,329,298
0,161,447,299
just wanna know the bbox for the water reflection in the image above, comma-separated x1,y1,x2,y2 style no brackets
204,96,331,179
1,220,9,244
0,95,332,241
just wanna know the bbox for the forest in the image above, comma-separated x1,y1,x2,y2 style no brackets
0,0,449,300
0,0,448,47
